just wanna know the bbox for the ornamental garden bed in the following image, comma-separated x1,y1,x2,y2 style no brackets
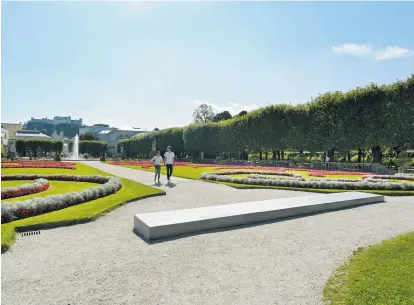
1,163,165,253
1,179,50,200
1,174,123,223
1,161,76,169
200,170,414,194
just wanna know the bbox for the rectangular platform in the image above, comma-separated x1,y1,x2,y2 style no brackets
134,192,385,241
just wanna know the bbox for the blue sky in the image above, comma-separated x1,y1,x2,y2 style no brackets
2,1,414,130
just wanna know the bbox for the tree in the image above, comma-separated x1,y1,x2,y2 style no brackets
237,110,248,117
193,104,215,123
80,132,97,141
213,111,232,122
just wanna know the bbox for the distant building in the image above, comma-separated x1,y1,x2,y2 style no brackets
99,127,149,155
79,124,114,136
25,116,82,138
1,123,23,140
27,116,82,126
1,128,10,146
15,130,52,140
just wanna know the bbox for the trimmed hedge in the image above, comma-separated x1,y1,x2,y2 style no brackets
79,140,107,157
118,75,414,159
200,171,414,191
120,127,185,158
1,179,49,199
16,139,63,157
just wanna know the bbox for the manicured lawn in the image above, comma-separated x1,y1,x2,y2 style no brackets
1,180,99,203
117,164,414,196
1,163,165,252
324,232,414,305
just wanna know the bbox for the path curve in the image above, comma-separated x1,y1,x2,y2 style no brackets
2,161,413,305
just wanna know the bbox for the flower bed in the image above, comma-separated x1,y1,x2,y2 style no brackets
363,174,414,182
1,179,49,200
292,168,371,176
108,161,191,167
1,161,76,169
200,171,414,191
213,166,287,171
309,173,326,177
1,175,122,223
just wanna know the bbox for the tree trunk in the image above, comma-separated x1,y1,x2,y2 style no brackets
281,150,285,160
259,151,263,161
347,153,351,162
265,152,268,160
371,145,382,163
357,149,362,163
327,148,335,161
272,150,276,160
277,150,281,160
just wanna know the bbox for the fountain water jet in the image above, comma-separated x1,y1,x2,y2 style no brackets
72,134,80,160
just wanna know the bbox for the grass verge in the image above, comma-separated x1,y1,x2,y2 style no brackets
323,232,414,305
1,163,165,253
118,164,414,196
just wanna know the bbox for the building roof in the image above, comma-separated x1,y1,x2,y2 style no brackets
16,130,51,139
97,130,112,135
117,127,144,132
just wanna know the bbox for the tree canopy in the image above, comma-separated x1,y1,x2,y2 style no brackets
193,104,215,123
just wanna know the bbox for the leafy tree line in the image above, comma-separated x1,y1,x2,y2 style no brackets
16,140,63,157
120,75,414,163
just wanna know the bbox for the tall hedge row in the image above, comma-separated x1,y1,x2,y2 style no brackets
121,75,414,160
120,127,185,157
79,140,107,157
16,140,63,157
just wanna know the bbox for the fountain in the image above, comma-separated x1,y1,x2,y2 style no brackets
72,134,80,160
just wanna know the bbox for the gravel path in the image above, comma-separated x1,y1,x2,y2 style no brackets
2,162,414,305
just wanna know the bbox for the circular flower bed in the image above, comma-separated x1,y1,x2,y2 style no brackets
1,175,122,224
1,179,50,200
200,171,414,191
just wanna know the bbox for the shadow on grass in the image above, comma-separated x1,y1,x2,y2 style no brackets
132,200,384,245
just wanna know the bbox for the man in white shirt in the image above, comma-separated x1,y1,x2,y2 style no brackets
164,146,175,183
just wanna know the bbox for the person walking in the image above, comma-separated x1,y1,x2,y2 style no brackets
150,151,163,184
164,146,175,183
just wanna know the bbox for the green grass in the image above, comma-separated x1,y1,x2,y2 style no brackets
1,163,165,253
323,232,414,305
1,180,99,203
118,165,414,196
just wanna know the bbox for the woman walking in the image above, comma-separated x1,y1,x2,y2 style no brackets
164,146,175,183
151,151,163,184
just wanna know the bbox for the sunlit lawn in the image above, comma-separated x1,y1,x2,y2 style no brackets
324,232,414,305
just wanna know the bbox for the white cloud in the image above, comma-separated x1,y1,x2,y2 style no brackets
332,43,413,61
192,100,259,116
332,44,373,56
375,46,411,60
